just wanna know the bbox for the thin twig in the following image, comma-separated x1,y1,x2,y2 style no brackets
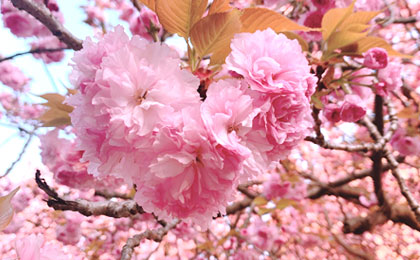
1,129,36,178
120,219,180,260
323,209,373,260
0,48,70,63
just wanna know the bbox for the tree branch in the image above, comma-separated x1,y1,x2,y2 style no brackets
0,48,70,63
35,170,144,217
10,0,83,50
324,209,373,260
120,219,180,260
343,204,420,234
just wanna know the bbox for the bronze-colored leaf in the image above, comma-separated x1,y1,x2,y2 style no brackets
0,187,19,231
190,10,241,65
240,7,314,33
156,0,208,38
208,0,231,15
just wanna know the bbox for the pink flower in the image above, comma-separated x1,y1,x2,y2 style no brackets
363,47,388,69
262,173,290,200
250,91,314,162
134,107,243,228
201,79,255,158
226,28,316,97
322,103,342,123
339,94,366,122
40,129,123,191
301,10,324,41
245,219,279,250
309,0,335,11
30,36,66,63
129,7,162,41
15,234,69,260
68,26,200,183
0,61,29,91
20,104,44,119
56,212,83,245
390,128,420,156
378,62,403,93
2,12,35,37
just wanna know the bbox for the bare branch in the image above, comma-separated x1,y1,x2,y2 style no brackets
94,190,132,200
35,170,144,217
10,0,83,50
324,209,373,260
385,152,420,223
120,219,180,260
0,48,70,63
343,204,420,234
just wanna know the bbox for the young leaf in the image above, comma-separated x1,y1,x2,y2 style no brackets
0,187,19,231
326,30,368,55
155,0,208,39
321,0,355,40
208,0,231,15
39,93,74,127
338,11,381,31
139,0,156,11
355,36,411,58
190,10,241,65
253,196,268,206
240,7,314,33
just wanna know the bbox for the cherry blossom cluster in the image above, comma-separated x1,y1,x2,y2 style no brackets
1,0,65,63
67,26,315,227
40,129,124,191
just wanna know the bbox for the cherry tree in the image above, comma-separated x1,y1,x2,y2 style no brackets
1,0,420,259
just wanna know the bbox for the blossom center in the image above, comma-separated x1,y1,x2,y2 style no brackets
135,90,148,105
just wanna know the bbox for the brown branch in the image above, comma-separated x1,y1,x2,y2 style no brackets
10,0,83,50
120,219,180,260
324,209,373,260
35,170,144,217
130,0,142,12
225,197,253,216
370,95,387,207
343,204,420,234
94,190,132,200
385,152,420,223
0,48,70,63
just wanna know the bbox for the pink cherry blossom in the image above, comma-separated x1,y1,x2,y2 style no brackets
134,107,244,228
30,36,66,64
56,212,83,245
226,28,316,96
390,128,420,156
363,47,388,69
40,129,123,191
15,234,70,260
201,79,255,158
262,173,290,200
339,94,366,122
378,61,403,93
0,60,30,91
322,103,342,123
129,7,162,41
68,26,200,184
